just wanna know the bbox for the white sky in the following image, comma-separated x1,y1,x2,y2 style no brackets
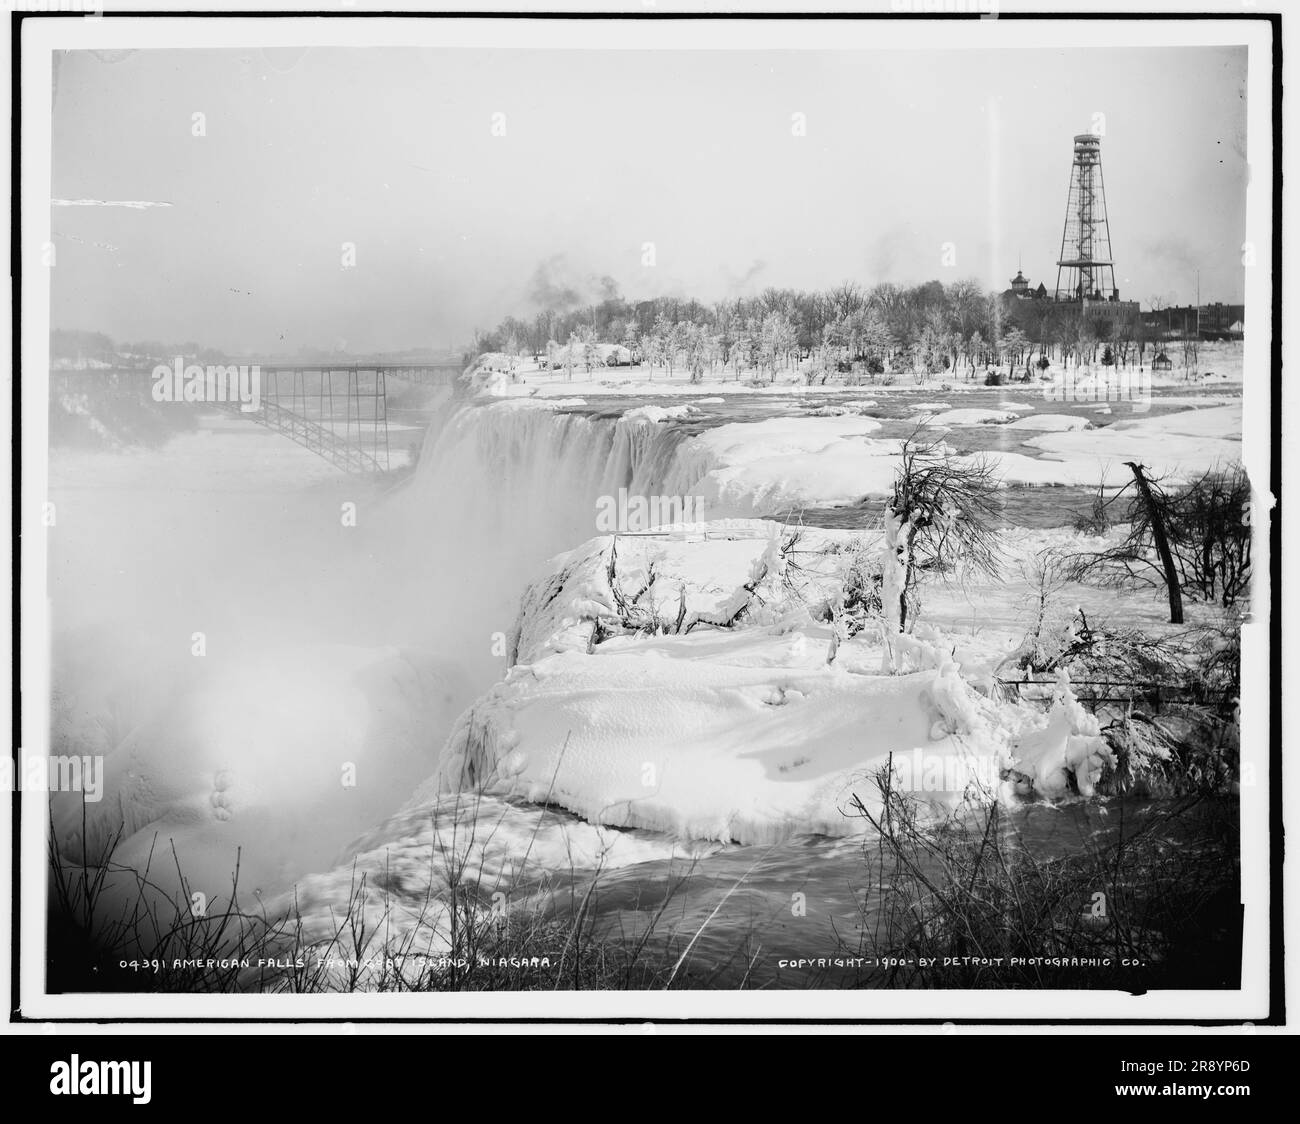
50,44,1248,353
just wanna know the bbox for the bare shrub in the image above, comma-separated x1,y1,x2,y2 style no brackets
1070,464,1252,609
835,768,1241,989
46,781,725,993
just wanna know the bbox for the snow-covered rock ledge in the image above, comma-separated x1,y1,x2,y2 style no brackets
435,655,1003,845
420,522,1112,844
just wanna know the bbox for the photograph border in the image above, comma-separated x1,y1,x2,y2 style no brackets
8,4,1283,1027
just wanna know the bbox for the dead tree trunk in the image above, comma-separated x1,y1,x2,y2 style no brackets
1124,460,1184,624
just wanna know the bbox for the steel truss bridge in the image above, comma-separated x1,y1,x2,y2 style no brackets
214,363,461,473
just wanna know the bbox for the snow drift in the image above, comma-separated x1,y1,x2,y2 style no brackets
421,524,1113,845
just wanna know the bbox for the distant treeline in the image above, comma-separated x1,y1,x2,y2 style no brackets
49,329,460,368
471,280,1178,380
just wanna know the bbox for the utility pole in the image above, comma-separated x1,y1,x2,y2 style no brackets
1193,270,1201,378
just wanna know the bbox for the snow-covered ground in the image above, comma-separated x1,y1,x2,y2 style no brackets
1014,403,1242,486
928,407,1022,426
637,398,1239,514
426,521,1122,845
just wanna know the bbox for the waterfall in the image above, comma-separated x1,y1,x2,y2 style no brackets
51,396,720,923
361,400,714,701
406,400,704,546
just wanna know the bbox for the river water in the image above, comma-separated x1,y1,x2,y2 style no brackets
551,381,1240,531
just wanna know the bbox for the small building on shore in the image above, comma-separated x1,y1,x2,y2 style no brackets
1004,271,1048,301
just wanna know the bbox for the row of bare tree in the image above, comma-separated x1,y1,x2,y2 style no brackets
475,279,1177,379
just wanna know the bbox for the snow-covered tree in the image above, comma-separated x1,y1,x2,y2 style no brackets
622,321,640,366
652,312,674,377
573,324,599,373
966,330,985,376
682,322,708,384
732,325,756,379
758,311,796,383
880,434,1004,671
1002,327,1030,372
